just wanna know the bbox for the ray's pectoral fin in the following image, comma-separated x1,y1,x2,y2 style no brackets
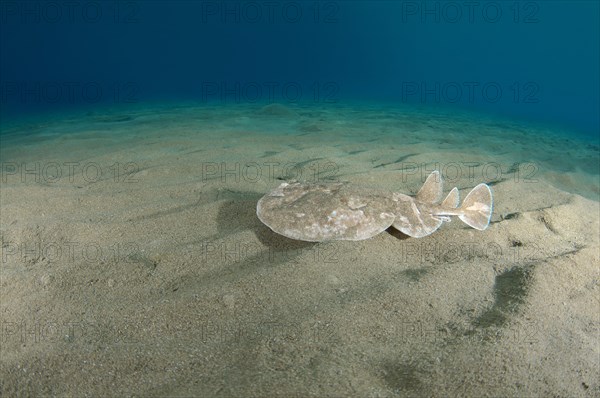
392,171,446,238
392,200,443,238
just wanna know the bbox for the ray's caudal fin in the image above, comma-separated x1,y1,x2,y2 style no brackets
416,170,493,232
458,183,493,230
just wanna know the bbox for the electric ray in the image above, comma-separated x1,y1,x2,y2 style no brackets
256,170,493,241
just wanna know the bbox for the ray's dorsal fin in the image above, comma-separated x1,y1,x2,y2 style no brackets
416,170,443,204
441,187,460,208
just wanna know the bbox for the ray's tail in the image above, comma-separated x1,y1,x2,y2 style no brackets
457,183,493,230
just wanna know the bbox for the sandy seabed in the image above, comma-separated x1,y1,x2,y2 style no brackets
1,103,599,397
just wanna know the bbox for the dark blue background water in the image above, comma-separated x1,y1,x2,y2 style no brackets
1,1,598,137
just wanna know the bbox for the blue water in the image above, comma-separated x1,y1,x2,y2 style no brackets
2,3,600,396
1,1,598,138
